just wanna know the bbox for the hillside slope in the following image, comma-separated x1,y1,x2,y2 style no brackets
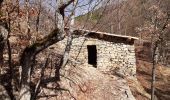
75,0,142,37
37,65,136,100
135,43,170,100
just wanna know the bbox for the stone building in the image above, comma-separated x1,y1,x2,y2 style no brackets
59,29,138,77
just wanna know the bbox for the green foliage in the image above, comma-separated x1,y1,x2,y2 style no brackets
76,14,86,21
76,11,101,23
90,12,101,21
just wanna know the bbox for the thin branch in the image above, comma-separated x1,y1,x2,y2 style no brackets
58,0,74,17
32,57,49,100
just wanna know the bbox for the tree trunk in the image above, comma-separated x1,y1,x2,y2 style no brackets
0,25,8,73
19,1,74,99
19,49,35,100
151,54,156,100
19,28,65,100
151,43,158,100
0,41,4,68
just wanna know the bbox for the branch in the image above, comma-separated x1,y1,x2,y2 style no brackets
21,28,64,59
58,0,74,17
58,0,74,10
32,57,49,100
20,28,65,86
161,16,169,31
19,1,72,99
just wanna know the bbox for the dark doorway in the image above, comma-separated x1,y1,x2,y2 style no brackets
87,45,97,67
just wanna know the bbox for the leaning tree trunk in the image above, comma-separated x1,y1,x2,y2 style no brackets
19,13,65,100
19,1,74,100
19,28,65,100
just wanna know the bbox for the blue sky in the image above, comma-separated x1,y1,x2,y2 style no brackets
19,0,103,16
65,0,103,16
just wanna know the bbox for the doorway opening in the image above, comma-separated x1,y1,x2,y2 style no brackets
87,45,97,68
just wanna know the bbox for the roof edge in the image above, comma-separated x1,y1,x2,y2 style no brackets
65,27,139,40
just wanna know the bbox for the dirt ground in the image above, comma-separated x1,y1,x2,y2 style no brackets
135,43,170,100
136,60,170,100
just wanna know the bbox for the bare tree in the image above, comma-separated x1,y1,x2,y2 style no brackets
0,0,103,99
0,0,169,100
19,0,75,100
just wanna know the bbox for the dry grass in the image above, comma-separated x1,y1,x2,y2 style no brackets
135,42,170,100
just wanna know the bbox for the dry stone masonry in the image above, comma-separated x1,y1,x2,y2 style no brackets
59,29,138,77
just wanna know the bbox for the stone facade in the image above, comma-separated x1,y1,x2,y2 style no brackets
57,30,138,77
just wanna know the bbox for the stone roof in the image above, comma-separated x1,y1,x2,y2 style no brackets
65,28,139,44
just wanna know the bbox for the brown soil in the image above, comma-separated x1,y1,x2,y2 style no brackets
135,42,170,100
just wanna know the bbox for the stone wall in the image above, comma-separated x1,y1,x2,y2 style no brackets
58,36,137,77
